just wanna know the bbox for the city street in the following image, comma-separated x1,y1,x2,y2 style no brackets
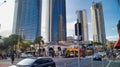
0,0,120,67
0,57,111,67
55,57,109,67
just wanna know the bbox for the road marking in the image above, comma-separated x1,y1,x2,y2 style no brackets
106,60,112,67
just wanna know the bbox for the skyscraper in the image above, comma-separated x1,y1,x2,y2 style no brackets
90,2,106,45
76,10,89,41
46,0,66,42
12,0,42,41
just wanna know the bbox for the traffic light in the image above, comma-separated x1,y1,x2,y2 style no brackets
0,36,1,39
75,22,82,36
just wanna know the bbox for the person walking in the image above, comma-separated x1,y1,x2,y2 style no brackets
10,51,15,64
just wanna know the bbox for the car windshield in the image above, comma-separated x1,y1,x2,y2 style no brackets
17,58,36,65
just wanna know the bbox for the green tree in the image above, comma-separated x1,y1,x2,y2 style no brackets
34,36,44,56
0,39,8,53
0,37,12,53
8,34,22,51
3,37,11,51
0,34,23,53
21,41,33,52
93,42,102,45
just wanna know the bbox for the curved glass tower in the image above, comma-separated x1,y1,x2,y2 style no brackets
46,0,66,42
13,0,42,41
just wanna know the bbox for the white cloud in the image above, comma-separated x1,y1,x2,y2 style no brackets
0,30,12,37
106,35,118,41
112,27,117,31
67,21,76,36
89,38,93,41
88,22,92,25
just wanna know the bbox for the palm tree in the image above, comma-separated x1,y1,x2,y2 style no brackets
34,36,44,56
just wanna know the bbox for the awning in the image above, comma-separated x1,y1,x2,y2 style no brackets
114,24,120,49
114,39,120,49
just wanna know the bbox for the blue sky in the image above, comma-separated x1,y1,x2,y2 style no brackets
65,0,120,41
0,0,120,41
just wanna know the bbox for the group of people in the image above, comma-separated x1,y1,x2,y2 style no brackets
107,51,118,60
0,51,15,64
0,54,7,59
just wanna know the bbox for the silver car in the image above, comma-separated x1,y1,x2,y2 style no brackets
9,57,56,67
93,53,102,61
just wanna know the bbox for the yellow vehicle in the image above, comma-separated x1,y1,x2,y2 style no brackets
86,49,93,55
64,48,79,57
64,48,92,57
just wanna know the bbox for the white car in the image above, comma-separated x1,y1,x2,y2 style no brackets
9,57,56,67
93,53,102,61
98,52,106,57
20,53,33,58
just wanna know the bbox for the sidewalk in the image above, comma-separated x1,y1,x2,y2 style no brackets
0,58,23,65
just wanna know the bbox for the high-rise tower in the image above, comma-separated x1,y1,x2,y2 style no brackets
46,0,66,42
90,2,106,45
12,0,42,41
76,10,89,42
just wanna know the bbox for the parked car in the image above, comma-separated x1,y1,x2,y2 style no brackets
20,53,33,58
9,57,56,67
93,53,102,61
98,52,106,58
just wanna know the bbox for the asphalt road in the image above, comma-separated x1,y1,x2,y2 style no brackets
0,57,116,67
54,57,109,67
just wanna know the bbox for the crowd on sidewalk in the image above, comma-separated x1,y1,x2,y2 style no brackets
106,50,120,60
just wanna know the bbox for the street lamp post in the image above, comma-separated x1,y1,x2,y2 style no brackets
18,28,24,51
0,0,6,31
20,28,24,40
0,0,6,6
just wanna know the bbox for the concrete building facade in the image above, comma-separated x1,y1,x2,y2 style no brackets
90,2,106,45
76,10,89,42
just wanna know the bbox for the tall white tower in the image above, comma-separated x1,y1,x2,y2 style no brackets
90,2,106,45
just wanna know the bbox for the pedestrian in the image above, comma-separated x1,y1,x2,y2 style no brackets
113,52,116,60
10,51,15,64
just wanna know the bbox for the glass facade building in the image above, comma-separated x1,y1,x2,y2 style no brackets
12,0,42,41
46,0,66,42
